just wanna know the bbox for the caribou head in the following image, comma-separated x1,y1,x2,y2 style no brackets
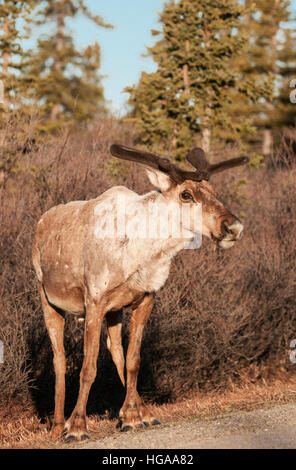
110,144,248,249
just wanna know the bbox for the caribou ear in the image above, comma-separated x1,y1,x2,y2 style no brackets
145,168,174,192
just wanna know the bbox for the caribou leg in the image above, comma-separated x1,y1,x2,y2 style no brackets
106,310,125,387
40,283,66,440
64,298,106,441
119,294,160,431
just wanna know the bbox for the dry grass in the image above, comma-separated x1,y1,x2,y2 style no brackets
1,375,295,449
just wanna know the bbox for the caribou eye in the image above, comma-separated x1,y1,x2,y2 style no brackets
180,190,193,202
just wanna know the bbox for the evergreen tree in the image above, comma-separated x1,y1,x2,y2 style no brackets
230,0,291,155
126,0,266,158
275,22,296,129
24,0,112,131
0,1,37,114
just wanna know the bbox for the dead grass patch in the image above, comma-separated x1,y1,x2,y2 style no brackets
1,375,295,449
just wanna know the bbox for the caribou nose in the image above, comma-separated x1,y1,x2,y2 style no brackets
222,219,244,240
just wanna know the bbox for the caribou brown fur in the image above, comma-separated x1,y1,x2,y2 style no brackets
32,144,248,441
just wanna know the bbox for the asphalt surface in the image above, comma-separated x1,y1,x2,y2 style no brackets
74,402,296,449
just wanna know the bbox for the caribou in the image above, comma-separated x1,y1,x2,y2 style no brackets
32,144,248,441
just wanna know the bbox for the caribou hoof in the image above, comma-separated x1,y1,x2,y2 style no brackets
64,432,90,443
118,400,161,432
152,418,161,426
63,413,89,442
120,425,134,433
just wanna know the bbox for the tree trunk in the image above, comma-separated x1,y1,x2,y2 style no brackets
201,126,211,153
182,40,190,94
262,0,279,156
50,6,65,121
2,15,9,113
262,128,273,156
172,120,178,148
50,103,62,122
201,29,211,153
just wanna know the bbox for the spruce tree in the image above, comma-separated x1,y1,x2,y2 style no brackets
275,22,296,129
230,0,291,155
126,0,263,158
0,1,37,114
24,0,112,131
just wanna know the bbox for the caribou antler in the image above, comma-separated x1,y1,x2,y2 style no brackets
110,144,183,183
208,156,249,174
110,144,203,183
110,144,249,183
186,147,249,176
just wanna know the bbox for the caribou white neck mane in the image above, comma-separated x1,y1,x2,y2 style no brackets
92,184,190,294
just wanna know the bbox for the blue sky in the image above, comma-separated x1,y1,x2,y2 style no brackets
36,0,296,116
72,0,296,115
72,0,165,115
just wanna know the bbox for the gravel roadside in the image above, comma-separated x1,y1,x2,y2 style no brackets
71,402,296,449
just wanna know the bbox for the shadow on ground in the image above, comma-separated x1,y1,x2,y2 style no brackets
27,312,172,425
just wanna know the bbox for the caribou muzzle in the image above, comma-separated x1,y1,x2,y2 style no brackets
215,217,244,249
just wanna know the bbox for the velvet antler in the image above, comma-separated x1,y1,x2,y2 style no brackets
110,144,249,183
186,147,249,177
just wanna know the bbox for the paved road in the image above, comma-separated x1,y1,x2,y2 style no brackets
75,403,296,449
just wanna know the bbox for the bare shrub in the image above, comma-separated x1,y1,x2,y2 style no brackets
139,152,296,400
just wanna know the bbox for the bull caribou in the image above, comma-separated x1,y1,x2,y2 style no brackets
32,144,248,441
